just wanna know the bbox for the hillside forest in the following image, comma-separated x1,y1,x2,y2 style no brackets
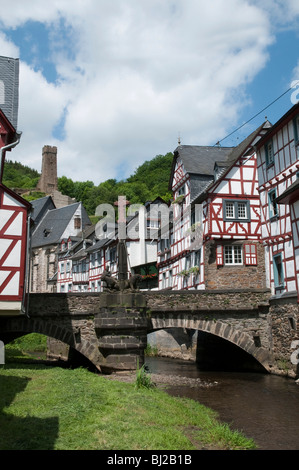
2,152,174,215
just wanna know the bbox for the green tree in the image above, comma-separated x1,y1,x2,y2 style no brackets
2,160,40,189
4,152,174,215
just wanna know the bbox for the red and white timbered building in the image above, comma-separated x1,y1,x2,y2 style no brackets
158,122,271,291
256,103,299,300
196,121,271,290
0,109,31,315
158,145,234,290
0,184,31,315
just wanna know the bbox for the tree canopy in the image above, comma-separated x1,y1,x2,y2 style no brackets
2,152,174,215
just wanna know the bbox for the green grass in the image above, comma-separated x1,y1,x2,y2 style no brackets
0,337,257,451
6,333,47,353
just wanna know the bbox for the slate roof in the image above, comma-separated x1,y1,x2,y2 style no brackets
192,121,272,204
219,120,272,170
0,56,19,130
30,196,55,226
173,145,234,177
169,145,234,200
31,202,90,248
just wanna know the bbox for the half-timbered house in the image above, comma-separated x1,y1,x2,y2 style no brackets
194,121,271,290
31,201,91,293
0,106,32,315
158,145,234,289
56,198,162,292
158,121,271,290
255,103,299,299
0,183,31,315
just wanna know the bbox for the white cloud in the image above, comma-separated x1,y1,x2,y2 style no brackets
0,0,298,185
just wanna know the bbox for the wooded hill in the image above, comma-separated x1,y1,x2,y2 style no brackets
2,152,174,215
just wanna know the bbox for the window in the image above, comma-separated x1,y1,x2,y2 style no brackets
293,115,299,145
74,216,81,229
168,270,173,288
110,247,117,264
268,189,278,219
265,140,274,166
273,253,284,288
185,255,191,270
225,201,235,218
162,272,166,289
194,249,201,267
224,245,243,265
223,200,250,222
178,185,185,196
60,262,65,274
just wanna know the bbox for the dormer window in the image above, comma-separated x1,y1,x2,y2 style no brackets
43,228,51,238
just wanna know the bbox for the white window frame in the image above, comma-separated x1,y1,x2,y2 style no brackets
224,245,243,265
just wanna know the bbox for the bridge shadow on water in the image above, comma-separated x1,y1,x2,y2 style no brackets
0,372,59,450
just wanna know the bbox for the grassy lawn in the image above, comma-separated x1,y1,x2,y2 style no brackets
0,335,257,451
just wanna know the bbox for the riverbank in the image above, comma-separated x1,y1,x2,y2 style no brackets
102,369,219,389
0,354,256,450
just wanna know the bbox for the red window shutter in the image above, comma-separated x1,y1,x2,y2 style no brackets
216,245,223,266
244,244,257,265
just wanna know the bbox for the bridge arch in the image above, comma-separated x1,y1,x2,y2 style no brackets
1,316,104,372
148,316,273,373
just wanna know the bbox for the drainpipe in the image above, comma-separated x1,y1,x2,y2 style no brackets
0,132,22,183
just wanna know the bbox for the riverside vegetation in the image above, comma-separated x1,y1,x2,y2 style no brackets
0,334,257,450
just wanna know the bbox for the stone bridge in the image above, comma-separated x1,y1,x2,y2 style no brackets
0,289,298,378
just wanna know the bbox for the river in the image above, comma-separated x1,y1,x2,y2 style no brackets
145,356,299,451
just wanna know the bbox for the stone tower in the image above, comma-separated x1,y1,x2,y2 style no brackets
36,145,58,194
36,145,76,208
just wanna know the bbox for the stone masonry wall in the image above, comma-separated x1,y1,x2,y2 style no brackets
204,240,267,290
269,294,299,377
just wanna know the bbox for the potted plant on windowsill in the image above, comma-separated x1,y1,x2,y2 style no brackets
177,269,189,277
189,266,200,274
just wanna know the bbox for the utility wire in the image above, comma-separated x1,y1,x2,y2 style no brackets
214,79,299,146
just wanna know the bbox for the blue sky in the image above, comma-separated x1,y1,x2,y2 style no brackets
0,0,298,184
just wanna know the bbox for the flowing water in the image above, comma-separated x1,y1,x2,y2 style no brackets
145,356,299,450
